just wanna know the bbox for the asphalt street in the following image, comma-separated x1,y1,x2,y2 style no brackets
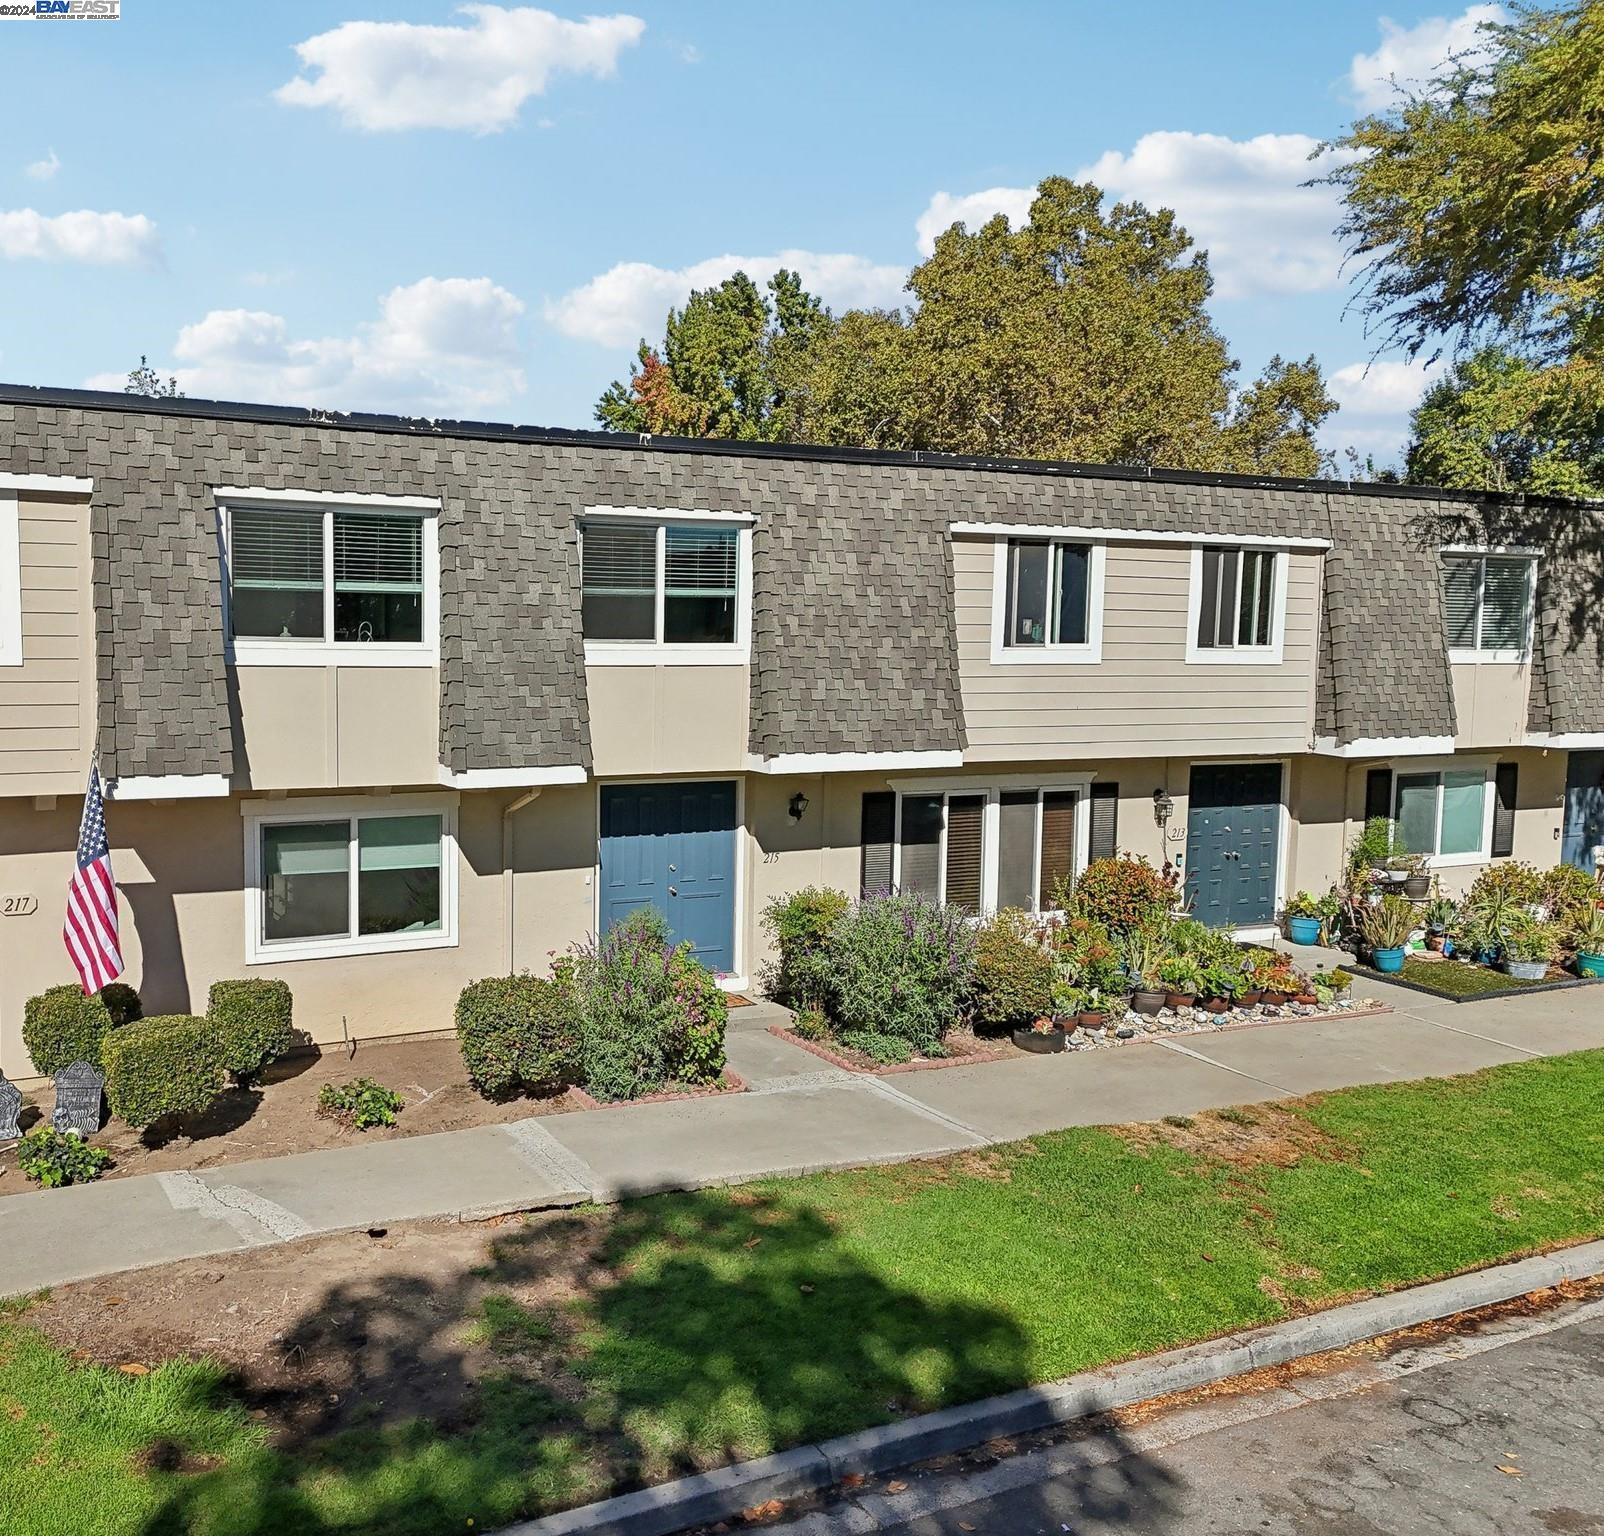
756,1298,1604,1536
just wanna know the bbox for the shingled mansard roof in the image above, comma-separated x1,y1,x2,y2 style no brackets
0,385,1597,782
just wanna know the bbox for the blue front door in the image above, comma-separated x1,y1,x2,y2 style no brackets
1563,752,1604,872
598,781,738,974
1184,763,1282,929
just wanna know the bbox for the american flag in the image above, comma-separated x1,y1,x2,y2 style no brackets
64,763,123,994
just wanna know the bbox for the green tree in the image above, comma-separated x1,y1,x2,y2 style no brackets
1405,346,1604,495
125,354,180,398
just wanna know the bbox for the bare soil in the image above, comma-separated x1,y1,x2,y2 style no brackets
25,1209,604,1440
0,1035,575,1199
1110,1102,1352,1170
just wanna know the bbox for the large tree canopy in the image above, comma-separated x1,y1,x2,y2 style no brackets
596,177,1336,475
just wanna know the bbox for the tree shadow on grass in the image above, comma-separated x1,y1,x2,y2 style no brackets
130,1184,1185,1536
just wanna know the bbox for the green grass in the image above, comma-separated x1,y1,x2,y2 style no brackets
5,1051,1604,1536
1390,956,1566,997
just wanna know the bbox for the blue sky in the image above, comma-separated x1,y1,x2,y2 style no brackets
0,1,1503,464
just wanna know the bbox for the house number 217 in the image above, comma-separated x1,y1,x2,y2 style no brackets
1,895,37,917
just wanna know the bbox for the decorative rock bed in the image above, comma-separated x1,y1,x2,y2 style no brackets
1050,994,1387,1051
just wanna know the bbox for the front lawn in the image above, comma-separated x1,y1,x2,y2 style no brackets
5,1051,1604,1536
1376,955,1580,999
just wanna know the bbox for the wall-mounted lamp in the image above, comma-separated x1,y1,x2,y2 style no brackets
789,791,810,822
1152,788,1174,828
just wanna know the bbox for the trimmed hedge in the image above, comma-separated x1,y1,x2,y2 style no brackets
457,974,581,1098
103,1014,226,1129
970,908,1054,1031
21,984,134,1077
207,978,294,1081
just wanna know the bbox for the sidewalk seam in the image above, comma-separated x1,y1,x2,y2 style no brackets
498,1120,603,1202
856,1077,992,1146
1152,1037,1296,1095
1398,1008,1547,1059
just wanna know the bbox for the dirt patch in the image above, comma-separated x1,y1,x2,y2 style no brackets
25,1207,608,1440
0,1035,575,1200
1110,1102,1351,1170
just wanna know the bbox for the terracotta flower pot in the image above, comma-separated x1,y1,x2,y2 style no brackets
1238,989,1263,1006
1293,992,1319,1006
1261,990,1290,1006
1075,1009,1104,1029
1164,992,1196,1010
1199,997,1230,1014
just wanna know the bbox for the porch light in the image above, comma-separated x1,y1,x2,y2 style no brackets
789,791,809,822
1152,788,1174,827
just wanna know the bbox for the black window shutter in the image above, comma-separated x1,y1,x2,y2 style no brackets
1492,763,1518,858
1089,782,1119,863
1364,768,1394,825
859,792,895,895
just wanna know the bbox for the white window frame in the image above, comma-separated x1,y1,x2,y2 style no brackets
1184,545,1286,665
888,774,1094,912
581,507,754,666
1442,547,1539,664
1389,756,1497,869
0,494,21,668
218,489,441,668
241,791,459,963
988,538,1107,664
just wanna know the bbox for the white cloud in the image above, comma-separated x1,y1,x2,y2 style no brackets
914,187,1037,257
87,277,527,415
545,251,907,348
1322,357,1445,463
275,4,645,133
24,149,60,182
0,208,159,265
1349,5,1505,112
1078,131,1357,299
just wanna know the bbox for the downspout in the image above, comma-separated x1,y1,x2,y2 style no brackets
503,788,543,974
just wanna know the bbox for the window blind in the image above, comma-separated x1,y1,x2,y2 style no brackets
899,794,942,897
1480,557,1531,649
945,795,985,910
581,524,656,594
860,792,895,895
357,814,442,872
664,526,737,596
1442,557,1480,649
1492,763,1518,857
996,791,1038,909
334,513,423,594
1038,791,1077,909
1089,782,1119,863
231,508,322,591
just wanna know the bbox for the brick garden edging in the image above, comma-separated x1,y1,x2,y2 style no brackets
569,1069,747,1110
768,1026,1010,1074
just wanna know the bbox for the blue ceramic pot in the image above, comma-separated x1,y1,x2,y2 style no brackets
1286,916,1321,946
1371,946,1406,974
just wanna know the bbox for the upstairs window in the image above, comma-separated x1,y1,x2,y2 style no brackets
1195,547,1275,650
224,497,435,661
1443,553,1534,660
581,515,748,658
1004,540,1091,648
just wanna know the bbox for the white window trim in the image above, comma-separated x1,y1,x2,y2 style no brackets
889,776,1093,913
1389,757,1497,869
987,538,1107,665
219,496,440,668
581,510,753,666
0,494,20,668
1443,550,1538,665
1184,545,1287,665
241,791,459,964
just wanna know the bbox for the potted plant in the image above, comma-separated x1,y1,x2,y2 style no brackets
1347,817,1398,888
1235,949,1264,1007
1421,894,1458,952
1197,961,1237,1014
1247,950,1291,1005
1013,1014,1068,1054
1076,986,1111,1030
1283,891,1322,947
1501,915,1554,981
1123,929,1167,1015
1312,966,1354,1007
1394,851,1431,899
1569,906,1604,977
1314,887,1345,945
1360,895,1415,973
1158,954,1203,1010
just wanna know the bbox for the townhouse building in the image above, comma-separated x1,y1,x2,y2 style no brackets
1,384,1600,1079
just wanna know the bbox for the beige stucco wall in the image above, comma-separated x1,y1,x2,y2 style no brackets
1451,662,1533,749
231,665,440,789
953,537,1322,760
0,492,93,798
587,663,749,777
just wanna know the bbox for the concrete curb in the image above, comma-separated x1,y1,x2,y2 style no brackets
499,1238,1604,1536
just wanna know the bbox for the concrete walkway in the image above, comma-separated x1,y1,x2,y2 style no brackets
2,974,1600,1297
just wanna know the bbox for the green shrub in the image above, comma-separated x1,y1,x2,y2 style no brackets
838,1029,914,1065
760,886,849,1010
1058,856,1175,934
1538,863,1602,948
456,974,581,1098
317,1078,404,1131
102,1015,226,1129
969,909,1053,1031
824,891,976,1054
789,1006,831,1042
207,978,295,1082
99,983,142,1026
20,984,127,1077
16,1127,112,1188
1466,860,1541,910
563,909,730,1103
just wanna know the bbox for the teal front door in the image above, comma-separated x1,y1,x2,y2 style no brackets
598,781,738,974
1563,752,1604,872
1184,763,1282,929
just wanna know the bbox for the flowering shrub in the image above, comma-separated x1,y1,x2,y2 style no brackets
1058,856,1176,934
969,908,1054,1031
561,908,729,1102
824,891,977,1054
760,886,849,1010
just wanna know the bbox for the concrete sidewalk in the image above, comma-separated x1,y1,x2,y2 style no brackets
3,978,1600,1297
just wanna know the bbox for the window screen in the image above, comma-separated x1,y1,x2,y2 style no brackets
357,814,443,935
664,525,737,643
582,523,657,640
996,791,1038,909
1196,548,1273,649
899,794,942,897
230,508,324,640
1005,541,1091,647
334,512,423,643
1442,557,1480,649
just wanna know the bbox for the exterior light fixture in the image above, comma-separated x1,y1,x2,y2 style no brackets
1152,788,1174,827
789,791,809,822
